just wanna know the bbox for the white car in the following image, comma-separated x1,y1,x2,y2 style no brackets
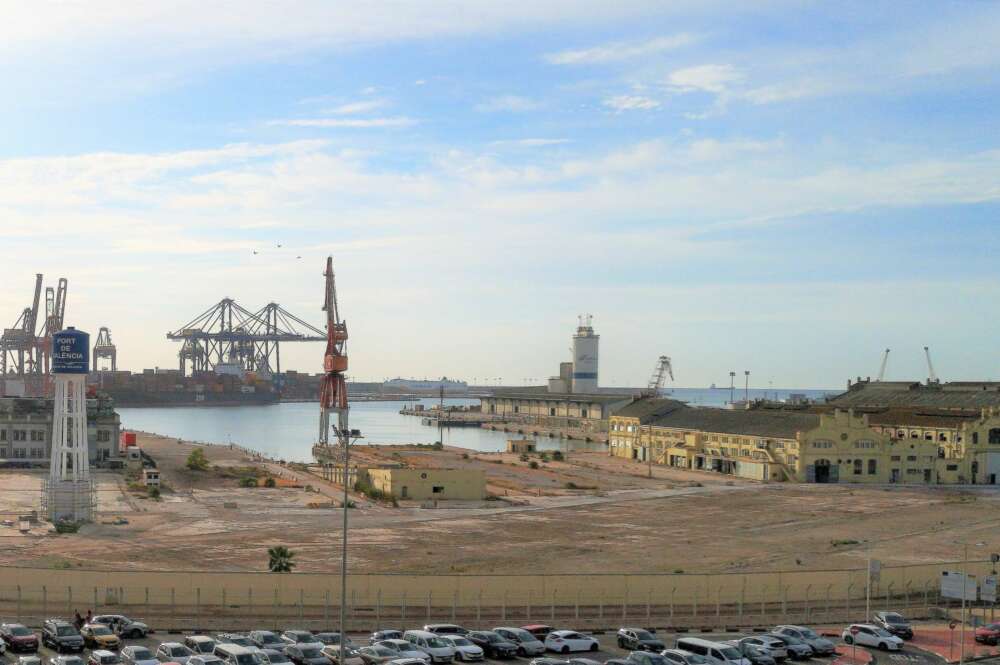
157,643,196,665
376,641,430,664
842,625,903,651
438,637,482,663
544,631,599,654
121,647,159,665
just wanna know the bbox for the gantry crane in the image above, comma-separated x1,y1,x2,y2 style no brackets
644,355,674,397
1,274,43,377
93,327,117,371
876,348,890,382
317,256,349,446
924,346,938,384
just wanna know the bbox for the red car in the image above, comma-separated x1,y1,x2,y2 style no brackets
0,624,39,652
975,624,1000,645
520,626,554,641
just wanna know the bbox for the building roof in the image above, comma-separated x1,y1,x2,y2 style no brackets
649,403,820,439
487,387,633,404
827,380,1000,410
614,398,688,422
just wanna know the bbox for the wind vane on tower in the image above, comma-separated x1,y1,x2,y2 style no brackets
318,256,349,445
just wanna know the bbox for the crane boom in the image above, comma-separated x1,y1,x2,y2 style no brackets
924,346,938,383
318,256,349,445
877,348,890,382
646,355,674,395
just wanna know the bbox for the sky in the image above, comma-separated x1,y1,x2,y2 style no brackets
1,1,999,389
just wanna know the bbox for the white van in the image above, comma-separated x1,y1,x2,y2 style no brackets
213,645,259,665
402,631,455,664
675,638,751,665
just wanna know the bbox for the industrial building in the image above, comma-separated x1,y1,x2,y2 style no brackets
609,395,1000,485
0,394,121,465
365,467,485,501
479,315,632,425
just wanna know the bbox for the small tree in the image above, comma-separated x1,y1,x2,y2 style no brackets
264,477,276,488
186,448,209,471
240,477,258,488
267,546,296,573
147,486,161,500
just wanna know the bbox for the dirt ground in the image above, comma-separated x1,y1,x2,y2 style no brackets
2,432,1000,575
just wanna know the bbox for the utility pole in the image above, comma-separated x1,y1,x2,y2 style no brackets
729,371,736,404
744,370,750,402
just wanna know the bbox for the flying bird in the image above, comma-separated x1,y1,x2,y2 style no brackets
252,250,258,255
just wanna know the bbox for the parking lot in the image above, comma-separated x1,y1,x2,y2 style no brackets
0,623,946,665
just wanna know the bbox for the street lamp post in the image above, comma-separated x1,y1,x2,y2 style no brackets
333,425,363,646
956,540,986,665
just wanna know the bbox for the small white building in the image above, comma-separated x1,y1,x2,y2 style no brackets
141,468,160,487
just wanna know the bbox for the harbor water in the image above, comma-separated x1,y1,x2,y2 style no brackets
118,387,836,462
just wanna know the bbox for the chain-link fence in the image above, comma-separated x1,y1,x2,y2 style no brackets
0,560,992,631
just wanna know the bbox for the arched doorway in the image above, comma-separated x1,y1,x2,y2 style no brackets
814,459,833,483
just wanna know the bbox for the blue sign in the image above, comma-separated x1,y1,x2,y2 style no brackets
52,327,90,374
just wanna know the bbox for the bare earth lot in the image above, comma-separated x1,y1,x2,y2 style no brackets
1,432,998,574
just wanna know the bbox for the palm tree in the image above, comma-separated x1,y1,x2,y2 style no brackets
267,546,296,573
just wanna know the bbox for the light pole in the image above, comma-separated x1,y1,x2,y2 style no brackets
956,540,986,665
333,425,363,646
729,371,736,404
744,371,750,403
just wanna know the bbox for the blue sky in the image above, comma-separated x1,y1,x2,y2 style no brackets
2,1,999,388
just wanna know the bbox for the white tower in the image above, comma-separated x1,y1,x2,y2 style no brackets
45,327,94,523
571,314,600,394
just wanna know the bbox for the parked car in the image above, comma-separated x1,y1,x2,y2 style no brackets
438,636,483,662
402,631,456,664
465,632,516,660
158,643,196,665
81,625,122,651
528,659,569,665
41,620,85,653
215,644,261,665
675,638,751,665
617,629,664,652
375,641,429,664
424,627,469,638
19,658,42,665
841,625,903,652
493,628,546,657
252,635,287,651
91,616,149,640
387,660,428,665
217,636,257,649
734,637,787,662
976,623,1000,645
48,656,85,665
661,649,709,665
762,635,810,661
873,612,914,640
623,652,669,665
260,651,292,665
772,628,834,657
121,646,160,665
188,657,224,665
370,633,404,646
185,638,218,656
724,644,773,665
2,624,40,652
357,646,399,665
522,626,555,641
283,646,331,665
89,651,122,665
543,632,599,655
567,659,602,665
282,633,325,650
322,646,364,665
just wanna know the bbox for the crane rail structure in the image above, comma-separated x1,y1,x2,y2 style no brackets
166,298,325,377
1,273,68,396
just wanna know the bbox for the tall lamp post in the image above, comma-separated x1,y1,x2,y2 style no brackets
729,371,736,404
744,370,750,403
334,425,363,646
956,540,986,665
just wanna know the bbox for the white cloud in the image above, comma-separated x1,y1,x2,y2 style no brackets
475,95,541,112
489,138,571,148
603,95,661,111
667,64,742,93
268,117,417,128
323,100,385,114
545,33,697,65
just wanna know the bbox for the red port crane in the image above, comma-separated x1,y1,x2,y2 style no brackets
318,256,349,444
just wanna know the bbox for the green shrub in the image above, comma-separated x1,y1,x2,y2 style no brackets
519,453,530,462
240,477,258,488
539,451,550,462
461,453,470,459
147,486,161,500
529,461,539,469
264,477,277,488
565,481,578,489
186,448,209,471
552,450,564,461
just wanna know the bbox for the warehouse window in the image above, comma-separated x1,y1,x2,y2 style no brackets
990,429,1000,444
947,464,959,471
907,455,917,462
812,440,833,449
853,459,863,475
0,430,5,441
854,440,875,449
13,448,26,458
432,486,444,494
868,460,877,475
973,432,979,444
891,455,901,461
549,408,556,416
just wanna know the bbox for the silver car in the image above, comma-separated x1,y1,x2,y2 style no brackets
492,629,545,657
773,627,835,657
735,637,787,661
158,644,196,665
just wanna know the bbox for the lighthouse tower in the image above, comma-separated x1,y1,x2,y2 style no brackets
45,327,94,523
